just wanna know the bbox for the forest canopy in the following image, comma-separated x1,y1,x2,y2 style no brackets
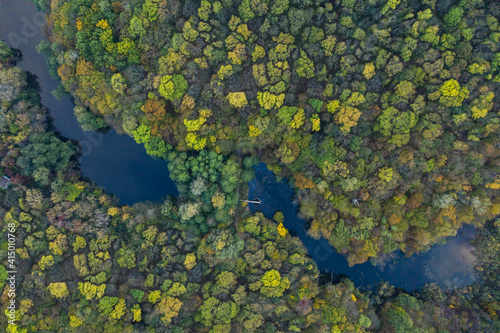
1,0,500,330
38,0,500,264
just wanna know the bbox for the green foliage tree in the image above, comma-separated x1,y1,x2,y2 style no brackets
196,297,239,327
444,6,464,27
295,51,315,78
375,107,417,146
116,247,136,269
159,75,188,101
16,133,74,176
239,0,255,22
111,73,126,94
438,79,469,107
130,289,144,303
260,269,290,297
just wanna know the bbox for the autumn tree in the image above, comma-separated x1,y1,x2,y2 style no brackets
47,282,69,299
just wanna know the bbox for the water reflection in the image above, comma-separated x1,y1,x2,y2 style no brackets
425,238,477,289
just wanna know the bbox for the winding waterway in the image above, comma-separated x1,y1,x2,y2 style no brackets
0,0,478,291
249,164,477,290
0,0,178,204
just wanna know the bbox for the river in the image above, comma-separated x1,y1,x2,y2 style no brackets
249,164,478,290
0,0,478,291
0,0,178,204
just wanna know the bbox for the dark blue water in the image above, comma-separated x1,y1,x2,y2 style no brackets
0,0,178,204
249,164,477,290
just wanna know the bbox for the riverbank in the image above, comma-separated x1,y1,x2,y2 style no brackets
249,163,479,291
0,0,178,204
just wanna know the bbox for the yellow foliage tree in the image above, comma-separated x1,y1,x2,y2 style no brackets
252,45,266,61
335,106,361,133
155,297,183,325
69,316,83,328
148,290,162,304
184,117,207,131
132,304,142,322
333,161,350,178
290,109,305,129
78,282,106,300
249,125,262,137
48,282,69,299
217,64,233,79
277,223,288,237
228,43,247,64
257,91,285,110
237,24,252,40
310,114,320,131
260,269,290,297
96,19,109,29
486,178,500,189
185,133,207,150
111,299,126,319
49,234,68,256
471,106,488,119
363,63,376,80
39,255,54,270
439,79,469,107
327,100,341,113
73,254,89,277
378,167,394,182
75,18,83,31
199,109,212,118
211,192,226,209
227,92,248,108
184,253,196,270
107,207,119,216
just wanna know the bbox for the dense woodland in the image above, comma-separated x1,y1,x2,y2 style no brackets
0,0,500,331
32,0,500,265
0,39,499,332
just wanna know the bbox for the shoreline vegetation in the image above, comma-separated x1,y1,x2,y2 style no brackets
37,0,500,267
0,36,498,333
0,0,499,331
